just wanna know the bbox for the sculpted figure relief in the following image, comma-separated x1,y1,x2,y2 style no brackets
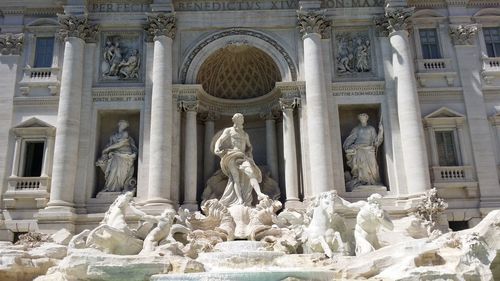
101,36,141,80
96,120,137,192
336,32,371,74
343,113,384,190
213,113,269,207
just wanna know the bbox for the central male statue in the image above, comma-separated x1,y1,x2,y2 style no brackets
214,113,268,207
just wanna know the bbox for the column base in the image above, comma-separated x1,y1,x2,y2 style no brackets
35,206,77,234
285,199,304,210
181,202,199,212
143,198,176,213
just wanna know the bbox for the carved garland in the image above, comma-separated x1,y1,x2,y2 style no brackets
145,13,176,41
57,14,99,42
296,10,331,39
180,28,297,83
449,24,478,46
0,33,24,55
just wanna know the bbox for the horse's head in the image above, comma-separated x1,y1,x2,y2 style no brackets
312,191,337,215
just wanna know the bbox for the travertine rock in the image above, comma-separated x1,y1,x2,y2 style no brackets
50,229,73,246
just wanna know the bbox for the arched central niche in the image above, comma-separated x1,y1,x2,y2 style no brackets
196,44,282,100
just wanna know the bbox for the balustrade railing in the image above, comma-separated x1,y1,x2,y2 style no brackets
482,57,500,71
417,58,451,72
7,176,50,191
431,166,474,182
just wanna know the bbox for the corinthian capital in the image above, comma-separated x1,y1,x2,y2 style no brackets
297,10,331,39
0,33,24,55
177,94,198,112
449,24,478,46
145,13,176,42
374,7,414,36
57,14,99,42
280,96,300,111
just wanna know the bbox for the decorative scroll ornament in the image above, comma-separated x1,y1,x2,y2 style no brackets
279,96,301,111
145,13,176,41
297,10,331,39
374,7,414,36
449,24,478,46
57,14,99,42
200,111,220,122
177,95,199,112
0,33,24,55
259,108,281,120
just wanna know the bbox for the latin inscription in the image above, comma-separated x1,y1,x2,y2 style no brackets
88,0,383,12
175,0,384,11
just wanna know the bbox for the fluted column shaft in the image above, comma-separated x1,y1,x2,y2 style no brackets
146,13,176,207
281,97,300,207
202,112,217,183
261,110,279,183
298,10,333,195
180,98,198,211
376,8,430,194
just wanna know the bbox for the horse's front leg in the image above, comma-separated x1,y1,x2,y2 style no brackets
318,235,333,258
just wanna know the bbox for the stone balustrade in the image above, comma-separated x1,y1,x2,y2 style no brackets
431,166,474,182
417,58,451,72
7,176,50,191
19,67,60,95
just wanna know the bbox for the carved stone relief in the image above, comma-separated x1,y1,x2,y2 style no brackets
100,33,142,82
334,31,372,76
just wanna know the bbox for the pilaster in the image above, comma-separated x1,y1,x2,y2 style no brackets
449,24,500,212
0,32,23,241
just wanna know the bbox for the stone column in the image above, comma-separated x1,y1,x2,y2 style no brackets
450,24,500,210
297,9,333,196
375,7,431,194
178,97,199,211
145,13,176,208
46,15,98,210
201,111,219,183
260,109,280,183
280,96,301,208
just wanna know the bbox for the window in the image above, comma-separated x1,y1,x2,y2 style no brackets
33,37,54,68
435,130,459,166
483,27,500,57
419,29,442,59
22,141,45,177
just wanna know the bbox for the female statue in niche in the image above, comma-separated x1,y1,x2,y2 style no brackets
343,113,383,190
96,120,137,192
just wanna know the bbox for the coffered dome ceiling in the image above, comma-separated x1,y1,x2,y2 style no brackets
196,45,282,100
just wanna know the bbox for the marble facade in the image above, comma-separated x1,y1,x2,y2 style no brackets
0,0,499,241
